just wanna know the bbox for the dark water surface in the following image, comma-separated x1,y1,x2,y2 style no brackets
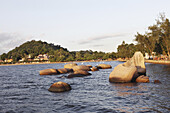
0,61,169,113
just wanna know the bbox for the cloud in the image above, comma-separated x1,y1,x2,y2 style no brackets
92,44,104,47
78,33,127,45
0,32,33,55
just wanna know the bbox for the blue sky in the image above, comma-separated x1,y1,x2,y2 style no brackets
0,0,170,54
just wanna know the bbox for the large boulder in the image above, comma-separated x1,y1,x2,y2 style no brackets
109,64,137,83
67,70,91,78
48,81,71,92
64,63,77,69
39,69,59,75
97,64,112,69
123,52,145,68
123,52,146,75
109,51,146,83
132,52,145,69
72,65,91,71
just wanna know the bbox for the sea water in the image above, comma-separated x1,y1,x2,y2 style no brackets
0,61,169,113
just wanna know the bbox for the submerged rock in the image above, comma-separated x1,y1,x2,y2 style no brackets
154,80,161,84
39,69,59,75
136,75,150,83
48,81,71,92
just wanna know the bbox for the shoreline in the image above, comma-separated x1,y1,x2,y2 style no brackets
117,59,170,65
0,59,169,66
145,60,170,65
0,60,110,66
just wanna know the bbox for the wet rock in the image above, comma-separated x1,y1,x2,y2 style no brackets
86,65,92,68
97,64,112,69
90,66,99,71
154,80,161,84
39,69,59,75
109,64,137,83
64,63,77,69
67,70,91,78
136,75,149,83
72,65,90,71
57,68,73,74
48,81,71,92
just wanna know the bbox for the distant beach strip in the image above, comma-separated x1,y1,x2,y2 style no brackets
117,59,170,65
145,60,170,65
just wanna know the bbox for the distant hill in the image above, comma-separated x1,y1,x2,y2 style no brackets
0,40,116,63
0,40,69,62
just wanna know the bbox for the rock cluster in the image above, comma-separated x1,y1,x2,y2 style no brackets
40,51,158,93
39,63,112,92
109,51,149,83
39,63,112,77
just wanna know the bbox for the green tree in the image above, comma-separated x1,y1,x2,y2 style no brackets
157,15,170,58
135,13,170,58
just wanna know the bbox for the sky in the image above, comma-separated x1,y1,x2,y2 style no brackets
0,0,170,54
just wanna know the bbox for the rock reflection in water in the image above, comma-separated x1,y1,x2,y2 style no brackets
110,83,148,96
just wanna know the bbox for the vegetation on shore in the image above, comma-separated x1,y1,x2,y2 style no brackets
117,13,170,59
0,40,116,64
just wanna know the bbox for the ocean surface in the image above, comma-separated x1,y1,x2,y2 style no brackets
0,61,169,113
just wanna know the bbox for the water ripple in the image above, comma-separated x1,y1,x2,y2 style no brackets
0,61,169,113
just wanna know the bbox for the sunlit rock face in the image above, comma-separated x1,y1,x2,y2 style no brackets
72,65,91,71
109,64,137,83
39,69,59,75
124,51,145,69
96,64,112,69
109,51,146,83
64,63,78,69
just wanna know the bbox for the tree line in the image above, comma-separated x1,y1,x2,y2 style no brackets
117,13,170,59
0,40,116,63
